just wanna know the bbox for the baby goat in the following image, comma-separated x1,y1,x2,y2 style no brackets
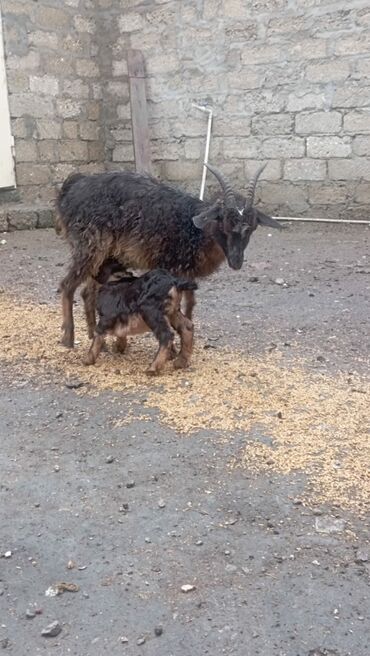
84,268,197,375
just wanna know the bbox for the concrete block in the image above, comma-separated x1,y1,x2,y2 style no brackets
343,111,370,134
36,119,62,140
0,211,8,232
306,60,350,83
262,137,305,158
335,35,370,56
112,144,135,162
258,182,309,213
56,99,83,119
7,209,38,230
307,136,352,158
37,208,54,228
58,140,89,162
15,140,38,162
34,6,70,30
73,15,96,33
38,140,58,162
30,75,59,96
333,84,370,108
6,51,40,71
10,93,54,118
352,136,370,156
287,92,325,112
329,158,370,181
62,121,78,139
76,59,99,78
241,44,282,65
88,142,105,161
63,79,89,99
79,121,101,141
252,113,293,135
354,183,370,203
118,13,143,32
163,160,200,181
245,159,282,181
224,137,261,159
113,60,128,77
309,183,349,205
29,31,59,50
284,159,326,181
16,164,50,186
295,111,342,134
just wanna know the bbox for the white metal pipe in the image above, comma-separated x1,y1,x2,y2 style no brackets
273,216,370,225
192,103,213,200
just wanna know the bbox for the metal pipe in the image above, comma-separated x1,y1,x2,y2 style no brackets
273,217,370,225
192,103,213,200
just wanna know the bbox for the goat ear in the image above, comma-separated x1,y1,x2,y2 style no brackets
192,200,221,230
256,210,282,230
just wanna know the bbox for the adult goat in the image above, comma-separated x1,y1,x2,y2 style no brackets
56,164,280,347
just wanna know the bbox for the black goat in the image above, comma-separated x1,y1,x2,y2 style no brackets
84,269,196,375
56,164,280,347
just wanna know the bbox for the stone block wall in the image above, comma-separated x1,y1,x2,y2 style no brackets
107,0,370,220
0,0,104,226
1,0,370,226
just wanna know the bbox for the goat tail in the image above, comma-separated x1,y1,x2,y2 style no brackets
176,279,198,292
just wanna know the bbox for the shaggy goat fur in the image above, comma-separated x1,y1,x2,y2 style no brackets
84,269,197,375
56,167,280,347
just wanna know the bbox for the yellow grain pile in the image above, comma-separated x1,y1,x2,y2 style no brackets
0,293,369,512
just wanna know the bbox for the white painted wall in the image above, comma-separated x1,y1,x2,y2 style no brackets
0,11,15,189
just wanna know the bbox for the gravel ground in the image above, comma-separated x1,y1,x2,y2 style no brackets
0,223,369,656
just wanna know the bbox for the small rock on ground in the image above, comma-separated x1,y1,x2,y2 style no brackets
41,621,62,637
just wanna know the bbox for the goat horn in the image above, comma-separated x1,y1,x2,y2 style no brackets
244,163,267,210
205,163,236,208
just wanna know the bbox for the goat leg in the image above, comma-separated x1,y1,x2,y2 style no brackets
59,254,96,347
170,311,194,369
141,308,174,375
81,280,98,339
83,333,105,366
183,289,196,320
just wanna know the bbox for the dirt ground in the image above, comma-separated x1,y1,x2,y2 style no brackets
0,224,369,656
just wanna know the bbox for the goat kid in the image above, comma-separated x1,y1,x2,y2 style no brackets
84,269,197,375
56,163,281,348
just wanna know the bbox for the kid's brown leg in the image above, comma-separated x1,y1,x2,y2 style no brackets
170,311,194,369
83,334,105,366
140,307,174,375
183,289,195,320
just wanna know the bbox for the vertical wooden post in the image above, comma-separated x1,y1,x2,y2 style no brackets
127,49,152,174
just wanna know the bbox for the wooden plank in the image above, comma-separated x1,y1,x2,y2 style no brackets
127,49,152,174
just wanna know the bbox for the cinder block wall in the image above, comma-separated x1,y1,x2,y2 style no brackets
0,0,105,229
110,0,370,220
1,0,370,227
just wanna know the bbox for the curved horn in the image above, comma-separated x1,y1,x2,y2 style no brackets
244,163,267,210
205,163,236,208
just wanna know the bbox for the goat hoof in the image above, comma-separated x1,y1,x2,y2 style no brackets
61,334,74,348
174,355,189,370
146,367,159,376
168,344,177,360
83,355,95,366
